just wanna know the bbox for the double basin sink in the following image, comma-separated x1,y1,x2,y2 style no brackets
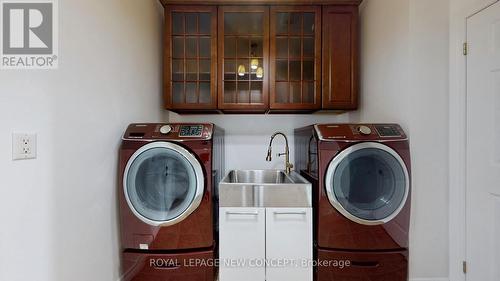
219,170,312,208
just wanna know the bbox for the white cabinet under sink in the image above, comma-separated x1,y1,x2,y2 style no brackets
219,207,266,281
219,207,313,281
265,208,313,281
218,170,313,281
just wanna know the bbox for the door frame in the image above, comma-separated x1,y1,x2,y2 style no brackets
449,1,499,281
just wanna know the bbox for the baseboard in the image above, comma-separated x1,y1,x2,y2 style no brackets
410,277,450,281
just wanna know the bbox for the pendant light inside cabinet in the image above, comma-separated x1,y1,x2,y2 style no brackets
256,67,264,79
237,42,262,78
250,59,259,70
237,64,246,77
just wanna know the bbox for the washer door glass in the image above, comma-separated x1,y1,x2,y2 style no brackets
327,145,408,223
125,145,199,223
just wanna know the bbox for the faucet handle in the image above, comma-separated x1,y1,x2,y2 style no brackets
277,152,286,157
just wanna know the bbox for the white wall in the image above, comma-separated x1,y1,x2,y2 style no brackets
408,0,450,278
352,0,411,125
0,0,164,280
168,113,351,170
170,0,451,279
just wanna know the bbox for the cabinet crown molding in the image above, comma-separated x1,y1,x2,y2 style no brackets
160,0,363,6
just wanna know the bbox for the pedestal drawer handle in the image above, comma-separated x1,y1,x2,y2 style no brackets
273,211,307,215
226,211,259,216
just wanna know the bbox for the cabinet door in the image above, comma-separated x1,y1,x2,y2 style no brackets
219,207,266,281
322,6,359,110
218,6,269,112
270,6,322,111
165,6,217,111
266,208,313,281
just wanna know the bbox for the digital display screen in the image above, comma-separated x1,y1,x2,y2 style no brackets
375,125,401,137
179,125,203,137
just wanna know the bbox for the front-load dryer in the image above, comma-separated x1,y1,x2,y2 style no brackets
295,124,411,281
119,123,224,281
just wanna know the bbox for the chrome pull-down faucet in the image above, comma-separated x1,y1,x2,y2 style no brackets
266,132,293,174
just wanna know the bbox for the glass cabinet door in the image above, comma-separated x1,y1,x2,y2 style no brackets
270,6,322,111
218,6,269,112
165,6,217,111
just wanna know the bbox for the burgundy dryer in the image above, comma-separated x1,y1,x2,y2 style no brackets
295,124,411,281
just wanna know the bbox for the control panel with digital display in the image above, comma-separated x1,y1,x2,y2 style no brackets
375,125,402,137
179,125,204,137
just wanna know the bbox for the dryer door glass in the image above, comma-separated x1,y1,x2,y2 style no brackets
327,145,409,224
125,145,202,224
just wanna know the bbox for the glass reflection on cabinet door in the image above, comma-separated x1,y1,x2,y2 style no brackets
270,7,321,110
219,6,269,111
166,7,217,110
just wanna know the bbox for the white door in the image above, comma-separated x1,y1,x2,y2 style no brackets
265,208,313,281
466,2,500,280
219,207,266,281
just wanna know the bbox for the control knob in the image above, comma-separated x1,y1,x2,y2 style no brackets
159,125,173,135
357,125,372,135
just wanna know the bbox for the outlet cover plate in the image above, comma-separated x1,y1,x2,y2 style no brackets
12,133,37,160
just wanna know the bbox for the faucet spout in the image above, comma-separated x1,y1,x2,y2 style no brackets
266,147,273,161
265,132,293,174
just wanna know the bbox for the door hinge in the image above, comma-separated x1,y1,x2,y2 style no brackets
463,261,467,274
463,42,468,56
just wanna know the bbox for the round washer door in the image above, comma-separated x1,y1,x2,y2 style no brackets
123,142,204,227
325,142,409,226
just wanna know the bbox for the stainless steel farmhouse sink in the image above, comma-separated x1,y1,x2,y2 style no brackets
219,170,312,208
224,169,292,184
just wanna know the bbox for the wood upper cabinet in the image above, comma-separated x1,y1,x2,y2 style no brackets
322,6,359,110
270,6,322,111
218,6,270,112
162,3,360,113
164,6,218,111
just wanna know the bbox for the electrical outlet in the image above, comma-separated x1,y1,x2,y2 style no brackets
12,133,37,160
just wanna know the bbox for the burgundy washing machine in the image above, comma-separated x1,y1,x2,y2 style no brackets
119,123,224,281
295,124,411,281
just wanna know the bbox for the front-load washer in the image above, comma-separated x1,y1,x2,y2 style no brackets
295,124,411,281
119,123,224,281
